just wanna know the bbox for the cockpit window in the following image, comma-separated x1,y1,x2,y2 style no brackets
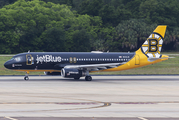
10,58,14,61
14,57,21,62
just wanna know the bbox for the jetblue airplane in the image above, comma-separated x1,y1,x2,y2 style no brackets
4,25,168,81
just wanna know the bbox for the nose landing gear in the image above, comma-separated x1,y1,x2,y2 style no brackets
24,71,29,80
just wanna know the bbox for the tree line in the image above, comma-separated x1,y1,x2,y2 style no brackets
0,0,179,54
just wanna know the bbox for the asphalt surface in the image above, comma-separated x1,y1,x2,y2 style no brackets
1,117,179,120
0,75,179,120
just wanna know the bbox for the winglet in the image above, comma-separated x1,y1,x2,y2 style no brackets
153,25,167,38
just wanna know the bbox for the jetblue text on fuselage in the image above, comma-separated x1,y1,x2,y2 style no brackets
36,55,61,64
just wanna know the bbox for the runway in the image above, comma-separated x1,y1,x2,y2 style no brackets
0,75,179,120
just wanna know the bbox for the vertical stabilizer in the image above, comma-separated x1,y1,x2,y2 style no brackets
139,25,167,58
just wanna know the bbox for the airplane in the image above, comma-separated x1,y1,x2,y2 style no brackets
4,25,168,81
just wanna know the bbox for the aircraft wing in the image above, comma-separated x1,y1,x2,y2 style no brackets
64,62,126,71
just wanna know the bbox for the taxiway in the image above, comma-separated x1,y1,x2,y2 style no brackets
0,75,179,120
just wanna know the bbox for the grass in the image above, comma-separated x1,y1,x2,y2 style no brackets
0,53,179,75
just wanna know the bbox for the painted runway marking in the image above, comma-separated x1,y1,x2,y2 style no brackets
0,102,111,113
0,102,99,105
138,117,148,120
4,117,18,120
0,101,179,105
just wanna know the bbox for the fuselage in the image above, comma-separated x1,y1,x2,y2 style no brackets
4,52,135,72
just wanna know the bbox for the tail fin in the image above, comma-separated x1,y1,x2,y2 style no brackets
139,25,167,58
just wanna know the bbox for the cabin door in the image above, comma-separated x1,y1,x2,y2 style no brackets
135,54,140,65
26,54,34,65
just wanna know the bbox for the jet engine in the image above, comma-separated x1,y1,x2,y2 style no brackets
44,72,61,75
61,68,86,78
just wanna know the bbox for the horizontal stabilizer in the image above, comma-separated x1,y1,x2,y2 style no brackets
148,57,169,62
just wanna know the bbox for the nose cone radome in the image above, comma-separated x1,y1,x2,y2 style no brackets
4,61,11,69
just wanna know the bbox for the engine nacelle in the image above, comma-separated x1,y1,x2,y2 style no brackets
61,68,85,78
44,72,61,75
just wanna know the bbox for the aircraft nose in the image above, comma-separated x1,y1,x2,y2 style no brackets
4,61,11,69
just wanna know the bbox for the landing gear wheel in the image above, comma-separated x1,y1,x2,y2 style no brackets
74,77,80,80
24,76,29,80
24,71,29,81
85,76,92,81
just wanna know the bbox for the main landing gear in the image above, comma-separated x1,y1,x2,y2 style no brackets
24,72,29,80
85,70,92,81
85,76,92,81
73,71,92,81
84,71,92,81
